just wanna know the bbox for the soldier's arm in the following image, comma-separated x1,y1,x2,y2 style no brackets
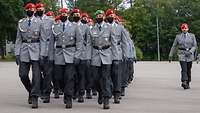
48,27,55,61
15,24,22,56
169,36,178,57
190,34,197,54
74,25,83,59
121,27,131,59
86,26,92,60
110,26,117,60
132,40,137,59
40,23,47,57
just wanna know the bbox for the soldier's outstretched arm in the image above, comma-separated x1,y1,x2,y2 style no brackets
15,25,22,56
169,36,178,60
190,34,197,54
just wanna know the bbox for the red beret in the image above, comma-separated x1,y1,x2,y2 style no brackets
105,9,115,16
72,8,80,14
55,15,61,22
59,8,68,13
181,23,189,29
88,18,93,23
36,3,45,9
24,3,36,10
81,13,89,18
45,11,54,16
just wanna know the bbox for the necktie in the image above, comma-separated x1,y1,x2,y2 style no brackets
63,23,65,31
99,25,101,31
28,19,31,27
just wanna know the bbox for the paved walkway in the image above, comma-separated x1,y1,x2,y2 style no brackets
0,62,200,113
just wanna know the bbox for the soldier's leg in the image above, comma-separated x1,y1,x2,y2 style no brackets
111,60,122,104
85,64,93,99
54,65,64,98
64,63,76,109
187,62,193,87
179,61,189,89
31,60,41,108
77,60,86,102
42,58,53,103
101,64,112,109
92,66,102,104
19,62,32,104
121,60,129,96
128,60,134,84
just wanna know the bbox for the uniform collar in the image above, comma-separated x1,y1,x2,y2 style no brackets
73,21,81,26
27,16,35,21
97,21,105,27
62,20,69,25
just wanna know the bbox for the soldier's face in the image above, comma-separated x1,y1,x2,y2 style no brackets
181,28,189,33
82,17,87,21
107,14,115,18
96,14,104,19
73,13,81,17
25,8,36,17
36,7,45,16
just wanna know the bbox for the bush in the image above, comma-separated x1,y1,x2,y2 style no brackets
136,46,143,61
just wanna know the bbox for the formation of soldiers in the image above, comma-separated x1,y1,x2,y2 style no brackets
15,3,136,109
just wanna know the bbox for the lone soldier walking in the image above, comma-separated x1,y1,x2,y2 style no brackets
169,23,197,89
15,3,42,108
52,8,82,109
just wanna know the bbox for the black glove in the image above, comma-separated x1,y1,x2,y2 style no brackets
113,60,120,65
74,58,80,65
16,55,20,66
39,56,45,66
168,56,172,63
86,60,91,67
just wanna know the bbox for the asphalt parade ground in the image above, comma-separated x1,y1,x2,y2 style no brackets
0,61,200,113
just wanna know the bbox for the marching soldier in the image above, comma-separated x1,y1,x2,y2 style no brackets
15,3,42,108
52,8,82,108
121,28,136,96
90,10,114,109
105,9,128,104
35,3,54,103
169,23,197,89
71,9,92,102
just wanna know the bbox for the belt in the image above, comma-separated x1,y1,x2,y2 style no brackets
56,44,75,48
22,39,40,43
179,48,191,51
93,45,110,50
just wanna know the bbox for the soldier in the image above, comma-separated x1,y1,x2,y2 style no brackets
121,28,136,97
15,3,42,109
105,9,128,104
169,23,197,89
71,9,91,102
52,8,82,109
35,3,54,103
90,10,114,109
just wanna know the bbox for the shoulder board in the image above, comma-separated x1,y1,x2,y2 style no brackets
18,18,26,23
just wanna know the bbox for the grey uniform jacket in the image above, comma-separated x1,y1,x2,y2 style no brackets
169,32,197,62
75,22,91,60
90,22,115,66
15,16,42,62
52,20,82,65
125,29,136,59
109,22,128,61
39,15,54,61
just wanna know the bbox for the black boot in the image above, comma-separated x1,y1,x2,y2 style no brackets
103,98,110,109
121,87,125,96
114,95,120,104
98,95,103,105
86,90,92,99
65,97,72,109
43,96,50,103
32,96,38,109
78,96,84,103
54,90,59,99
28,94,32,104
92,90,97,96
181,81,189,90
